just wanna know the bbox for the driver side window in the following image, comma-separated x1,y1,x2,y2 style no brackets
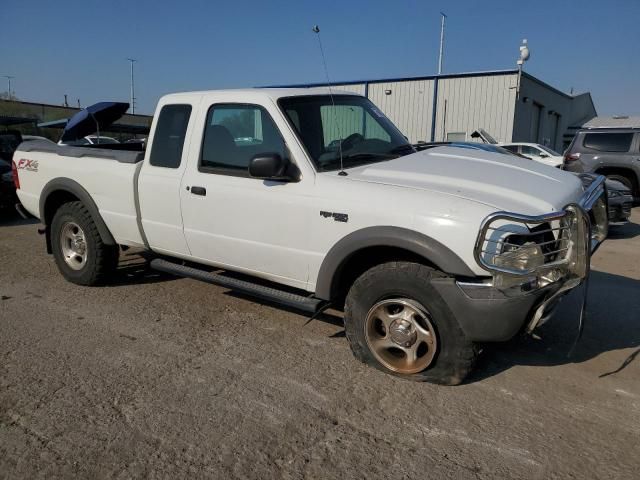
200,104,287,176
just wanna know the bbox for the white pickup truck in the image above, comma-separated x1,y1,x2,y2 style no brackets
13,89,608,384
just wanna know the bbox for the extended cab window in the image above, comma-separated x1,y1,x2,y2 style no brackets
149,104,192,168
583,133,633,152
200,104,286,174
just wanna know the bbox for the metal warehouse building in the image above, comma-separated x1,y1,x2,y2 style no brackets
279,69,596,152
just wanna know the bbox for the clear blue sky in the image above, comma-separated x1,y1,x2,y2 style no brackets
2,0,639,116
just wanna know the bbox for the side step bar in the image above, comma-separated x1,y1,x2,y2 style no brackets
150,258,323,314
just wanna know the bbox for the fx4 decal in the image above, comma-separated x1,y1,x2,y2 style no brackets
17,158,39,172
320,211,348,223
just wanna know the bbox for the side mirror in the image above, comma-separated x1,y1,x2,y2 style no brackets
249,153,292,181
539,152,549,158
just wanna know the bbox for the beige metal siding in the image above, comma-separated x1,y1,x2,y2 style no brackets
330,84,367,96
367,80,435,143
513,76,595,150
434,73,518,143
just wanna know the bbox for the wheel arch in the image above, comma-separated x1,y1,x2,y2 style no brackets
595,166,639,195
40,178,116,253
314,226,476,303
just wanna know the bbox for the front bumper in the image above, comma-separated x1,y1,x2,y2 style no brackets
608,196,633,225
431,277,572,342
449,175,608,342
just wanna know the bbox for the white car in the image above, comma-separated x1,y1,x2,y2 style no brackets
13,88,608,384
499,143,564,168
58,135,120,146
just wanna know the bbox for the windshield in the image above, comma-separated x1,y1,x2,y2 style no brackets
538,144,560,156
278,95,414,172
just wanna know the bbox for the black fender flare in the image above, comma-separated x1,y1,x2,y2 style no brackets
314,226,476,300
39,178,116,252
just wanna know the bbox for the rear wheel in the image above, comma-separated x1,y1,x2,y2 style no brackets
51,201,119,285
344,261,478,385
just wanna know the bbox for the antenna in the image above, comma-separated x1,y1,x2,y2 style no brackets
312,25,346,176
127,58,137,114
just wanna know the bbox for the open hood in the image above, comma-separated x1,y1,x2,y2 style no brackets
60,102,130,142
470,128,498,144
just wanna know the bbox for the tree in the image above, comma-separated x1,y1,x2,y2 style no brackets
0,91,19,101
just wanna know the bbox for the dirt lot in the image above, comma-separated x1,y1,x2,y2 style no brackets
1,209,639,479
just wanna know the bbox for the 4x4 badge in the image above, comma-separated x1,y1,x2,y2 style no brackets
320,211,348,223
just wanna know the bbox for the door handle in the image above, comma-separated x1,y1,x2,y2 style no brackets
190,186,207,196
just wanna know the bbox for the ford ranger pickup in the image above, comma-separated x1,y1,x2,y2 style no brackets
13,89,608,384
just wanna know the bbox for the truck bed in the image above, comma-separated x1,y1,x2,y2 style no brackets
15,140,146,247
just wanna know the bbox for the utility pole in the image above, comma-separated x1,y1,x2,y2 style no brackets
3,75,15,97
127,58,137,114
438,13,446,75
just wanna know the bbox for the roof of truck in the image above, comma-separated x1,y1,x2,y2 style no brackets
161,87,359,101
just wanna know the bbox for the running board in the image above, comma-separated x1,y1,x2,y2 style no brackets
150,258,323,313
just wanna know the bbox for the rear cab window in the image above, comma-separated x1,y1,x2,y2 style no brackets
582,132,633,152
149,104,192,168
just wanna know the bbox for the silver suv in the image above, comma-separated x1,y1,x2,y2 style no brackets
564,128,640,202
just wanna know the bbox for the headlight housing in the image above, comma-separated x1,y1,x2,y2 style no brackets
474,175,607,294
475,209,585,291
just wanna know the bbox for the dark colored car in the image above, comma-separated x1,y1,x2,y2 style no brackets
563,128,640,203
0,131,24,213
0,158,18,211
606,179,633,225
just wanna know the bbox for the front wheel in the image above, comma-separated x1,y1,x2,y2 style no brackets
51,201,119,285
344,261,478,385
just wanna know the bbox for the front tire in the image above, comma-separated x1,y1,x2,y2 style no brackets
344,261,477,385
51,201,119,285
606,174,633,191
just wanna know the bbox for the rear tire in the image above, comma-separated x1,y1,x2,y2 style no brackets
343,261,478,385
51,201,119,286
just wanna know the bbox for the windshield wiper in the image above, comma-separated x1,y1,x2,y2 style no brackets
318,152,397,172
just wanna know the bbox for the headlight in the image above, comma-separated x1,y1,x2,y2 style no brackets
494,242,544,272
475,207,589,292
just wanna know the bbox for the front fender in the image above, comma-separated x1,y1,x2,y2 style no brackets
314,226,476,300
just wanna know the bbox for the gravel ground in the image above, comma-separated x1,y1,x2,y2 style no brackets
1,209,639,479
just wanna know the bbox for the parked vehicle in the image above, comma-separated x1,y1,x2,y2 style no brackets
59,135,120,146
470,129,564,168
0,159,18,211
605,179,633,225
0,131,23,212
564,128,640,202
414,141,529,158
500,143,563,168
13,89,608,384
